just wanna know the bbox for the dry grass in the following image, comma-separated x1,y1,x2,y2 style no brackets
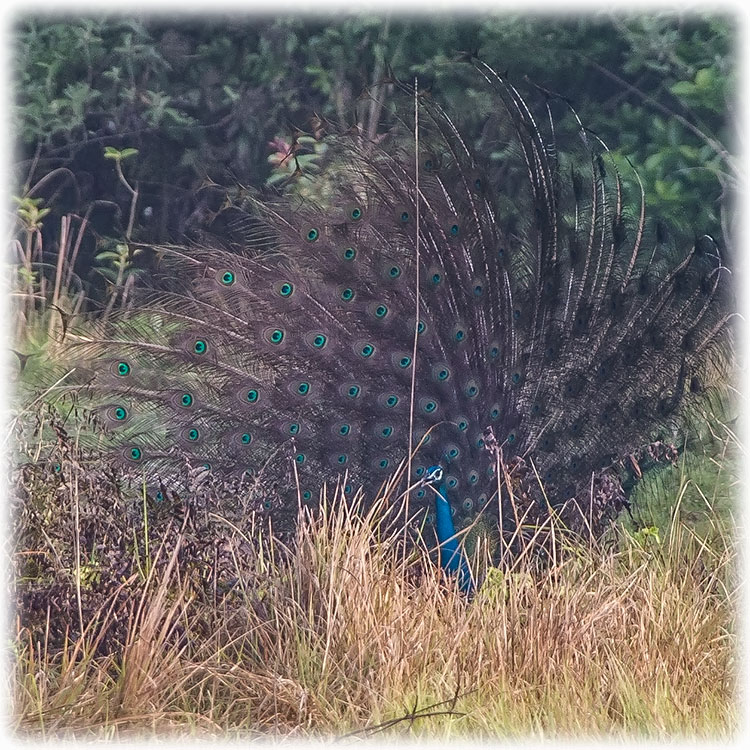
10,472,738,741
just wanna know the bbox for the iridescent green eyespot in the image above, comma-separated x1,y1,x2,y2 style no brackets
193,339,207,355
180,393,194,407
269,329,284,344
341,287,354,301
313,334,327,349
246,389,259,403
297,382,310,396
306,228,319,242
279,282,294,297
241,433,252,444
114,406,127,421
344,247,356,260
221,271,235,286
116,361,131,376
360,344,375,358
187,428,199,441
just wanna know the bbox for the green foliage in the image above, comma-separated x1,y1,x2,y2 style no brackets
13,14,736,254
103,146,138,161
13,195,51,231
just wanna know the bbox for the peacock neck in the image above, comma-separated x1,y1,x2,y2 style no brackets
434,481,461,574
432,476,473,594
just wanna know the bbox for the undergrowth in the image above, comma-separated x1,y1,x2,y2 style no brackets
8,432,739,740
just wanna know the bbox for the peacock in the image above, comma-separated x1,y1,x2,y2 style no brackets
54,59,733,589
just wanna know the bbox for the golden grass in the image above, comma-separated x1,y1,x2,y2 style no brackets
10,473,738,741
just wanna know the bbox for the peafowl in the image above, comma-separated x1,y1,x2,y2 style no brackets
58,59,733,588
